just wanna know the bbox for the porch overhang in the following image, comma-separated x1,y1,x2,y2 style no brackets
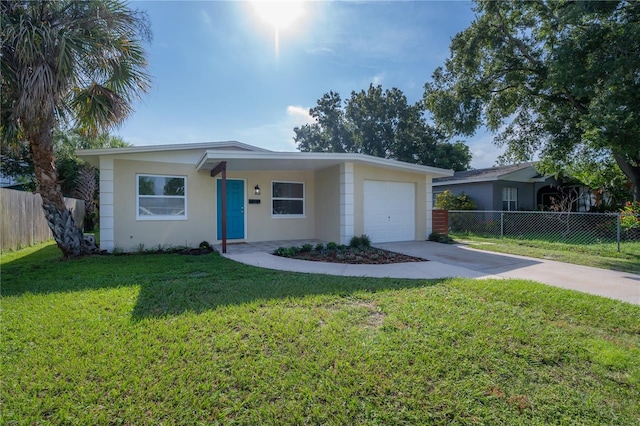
195,151,454,177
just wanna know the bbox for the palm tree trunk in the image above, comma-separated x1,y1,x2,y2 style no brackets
27,118,89,257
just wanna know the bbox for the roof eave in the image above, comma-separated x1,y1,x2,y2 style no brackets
196,151,454,176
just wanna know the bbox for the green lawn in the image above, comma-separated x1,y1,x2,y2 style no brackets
452,233,640,274
2,242,639,425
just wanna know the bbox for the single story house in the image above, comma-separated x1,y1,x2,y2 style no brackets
432,163,594,211
77,141,454,252
433,163,551,211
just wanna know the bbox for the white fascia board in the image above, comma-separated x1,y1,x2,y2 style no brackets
197,150,454,177
76,141,271,166
76,140,269,156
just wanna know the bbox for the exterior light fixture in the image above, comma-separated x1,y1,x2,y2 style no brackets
254,185,261,196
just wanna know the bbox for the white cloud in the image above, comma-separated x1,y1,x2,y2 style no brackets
305,46,335,56
371,73,385,86
286,105,315,124
232,105,316,152
466,131,504,169
200,9,213,29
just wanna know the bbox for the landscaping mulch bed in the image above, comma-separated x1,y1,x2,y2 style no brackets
283,248,427,265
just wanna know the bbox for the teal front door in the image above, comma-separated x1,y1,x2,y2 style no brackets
217,179,245,240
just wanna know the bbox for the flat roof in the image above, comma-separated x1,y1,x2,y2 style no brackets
77,141,454,177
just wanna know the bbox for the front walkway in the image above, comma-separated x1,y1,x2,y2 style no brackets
216,240,640,305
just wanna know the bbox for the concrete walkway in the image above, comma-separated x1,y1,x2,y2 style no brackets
218,240,640,305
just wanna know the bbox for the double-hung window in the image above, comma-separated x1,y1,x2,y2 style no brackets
272,181,304,217
137,174,187,219
502,187,517,211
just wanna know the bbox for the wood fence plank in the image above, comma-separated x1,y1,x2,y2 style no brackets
1,188,85,252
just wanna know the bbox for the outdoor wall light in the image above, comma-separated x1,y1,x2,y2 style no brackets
254,185,261,196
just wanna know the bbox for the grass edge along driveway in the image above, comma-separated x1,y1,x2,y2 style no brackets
451,234,640,274
2,242,639,425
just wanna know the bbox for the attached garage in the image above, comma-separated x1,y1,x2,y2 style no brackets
363,180,416,243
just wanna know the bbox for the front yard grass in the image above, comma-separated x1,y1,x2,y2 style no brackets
2,242,639,424
453,234,640,274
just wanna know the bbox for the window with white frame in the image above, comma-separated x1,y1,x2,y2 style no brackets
502,187,517,211
272,181,304,217
137,174,187,219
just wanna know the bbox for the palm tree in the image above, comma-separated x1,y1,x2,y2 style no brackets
1,0,151,257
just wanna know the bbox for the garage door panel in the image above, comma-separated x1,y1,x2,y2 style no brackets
364,181,415,243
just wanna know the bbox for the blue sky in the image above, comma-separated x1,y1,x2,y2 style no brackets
121,1,500,168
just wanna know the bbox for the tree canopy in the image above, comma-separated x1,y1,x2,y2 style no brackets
1,0,151,256
294,85,471,171
424,0,640,200
1,129,130,194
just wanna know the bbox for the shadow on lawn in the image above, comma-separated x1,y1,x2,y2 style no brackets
130,257,441,319
2,244,440,318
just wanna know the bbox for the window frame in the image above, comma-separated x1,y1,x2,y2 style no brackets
271,180,305,218
136,174,188,221
502,187,517,211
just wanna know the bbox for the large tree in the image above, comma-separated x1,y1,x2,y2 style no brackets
295,85,471,171
424,0,640,200
1,0,151,256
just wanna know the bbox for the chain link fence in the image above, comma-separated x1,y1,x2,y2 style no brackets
448,210,640,251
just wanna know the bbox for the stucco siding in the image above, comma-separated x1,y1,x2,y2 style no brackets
492,182,537,210
230,170,316,242
314,165,341,243
353,164,428,240
112,162,319,250
113,159,216,251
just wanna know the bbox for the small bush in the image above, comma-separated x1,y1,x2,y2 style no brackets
314,243,325,252
429,232,453,244
199,241,211,250
274,247,291,257
349,234,371,249
300,244,313,252
326,242,338,251
435,190,477,210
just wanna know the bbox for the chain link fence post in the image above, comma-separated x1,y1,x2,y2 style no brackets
617,213,621,253
500,211,504,239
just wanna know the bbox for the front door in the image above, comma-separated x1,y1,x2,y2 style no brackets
217,179,245,240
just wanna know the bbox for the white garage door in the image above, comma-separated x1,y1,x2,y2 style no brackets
363,180,415,243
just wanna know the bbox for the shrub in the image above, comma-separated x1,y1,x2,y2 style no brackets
435,190,477,210
620,201,640,231
428,232,453,243
326,242,338,251
350,234,371,249
274,247,292,257
300,243,313,253
314,243,325,252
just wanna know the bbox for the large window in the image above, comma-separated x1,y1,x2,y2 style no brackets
137,174,187,219
272,181,304,217
502,187,517,211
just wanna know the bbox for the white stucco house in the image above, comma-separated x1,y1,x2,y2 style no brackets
77,141,454,252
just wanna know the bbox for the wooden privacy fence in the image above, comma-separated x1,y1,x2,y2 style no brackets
0,188,85,252
432,209,449,235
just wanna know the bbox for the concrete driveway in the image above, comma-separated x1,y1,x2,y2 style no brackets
377,241,640,305
220,240,640,305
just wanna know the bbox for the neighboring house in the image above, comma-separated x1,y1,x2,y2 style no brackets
77,141,453,252
432,163,594,212
0,173,26,191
